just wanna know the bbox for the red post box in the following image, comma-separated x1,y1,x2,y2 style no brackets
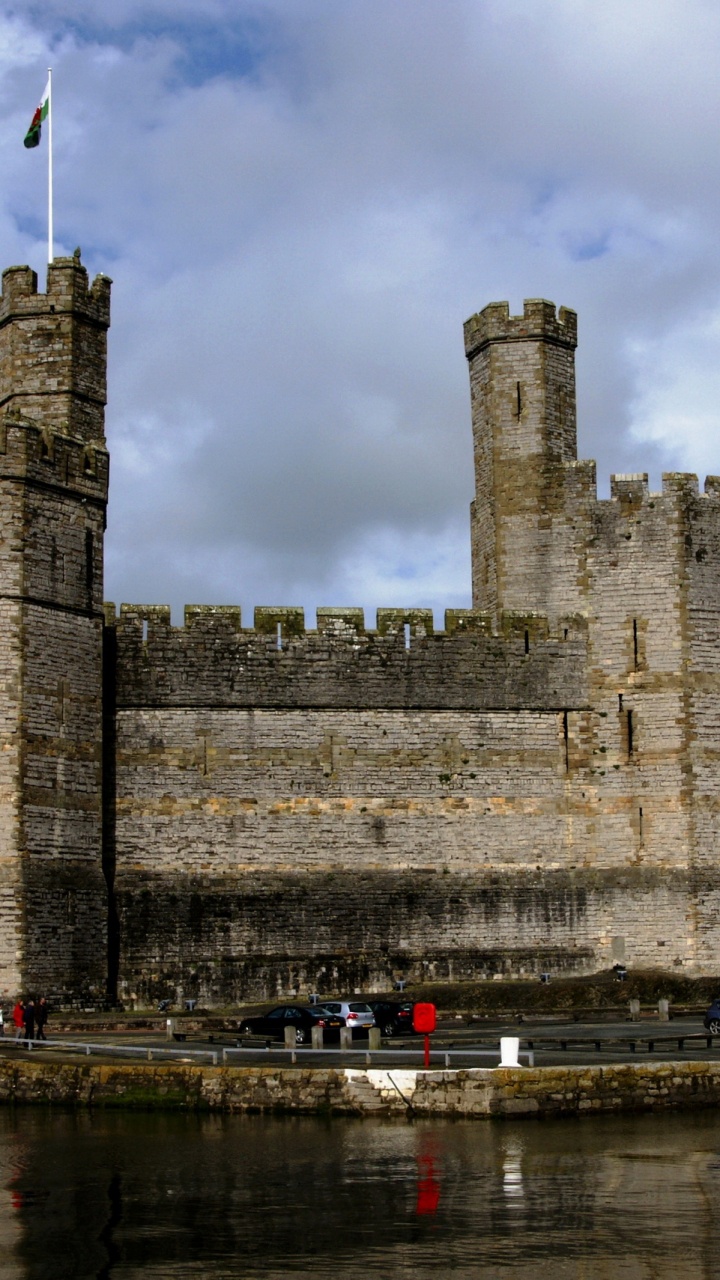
413,1002,436,1067
413,1003,437,1033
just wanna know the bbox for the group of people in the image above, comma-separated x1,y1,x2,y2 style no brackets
9,997,49,1042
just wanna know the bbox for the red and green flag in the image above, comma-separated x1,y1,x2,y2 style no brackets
24,78,50,149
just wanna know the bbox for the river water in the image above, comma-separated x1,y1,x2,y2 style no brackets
0,1107,717,1278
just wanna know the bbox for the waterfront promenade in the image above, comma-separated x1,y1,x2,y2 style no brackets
2,1010,720,1117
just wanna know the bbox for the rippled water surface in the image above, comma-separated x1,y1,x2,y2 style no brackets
0,1107,718,1277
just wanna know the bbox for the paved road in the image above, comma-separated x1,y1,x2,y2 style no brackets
1,1015,717,1069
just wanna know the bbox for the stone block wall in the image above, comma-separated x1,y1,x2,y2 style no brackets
106,599,700,1002
103,300,720,1002
0,259,110,443
3,269,720,1005
0,259,110,1001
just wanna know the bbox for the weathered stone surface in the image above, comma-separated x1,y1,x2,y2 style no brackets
106,300,720,1000
2,273,720,1002
1,1058,720,1119
0,259,110,999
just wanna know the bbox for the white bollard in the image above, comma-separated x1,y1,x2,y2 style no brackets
500,1036,520,1067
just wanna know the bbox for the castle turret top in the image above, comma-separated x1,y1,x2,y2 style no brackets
0,255,111,444
463,299,577,359
0,257,111,328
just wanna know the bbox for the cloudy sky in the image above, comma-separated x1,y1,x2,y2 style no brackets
2,0,720,625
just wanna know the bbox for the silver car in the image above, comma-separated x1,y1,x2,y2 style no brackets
316,1000,375,1032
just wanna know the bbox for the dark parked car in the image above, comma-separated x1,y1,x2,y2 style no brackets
238,1004,345,1044
704,999,720,1034
366,1000,418,1037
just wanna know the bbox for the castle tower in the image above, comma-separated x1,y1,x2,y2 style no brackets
0,257,110,999
464,299,580,622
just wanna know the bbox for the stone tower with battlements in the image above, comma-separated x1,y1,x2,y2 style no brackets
1,260,720,1006
0,257,110,999
465,299,584,623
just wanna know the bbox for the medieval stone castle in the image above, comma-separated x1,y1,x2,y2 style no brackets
0,254,716,1006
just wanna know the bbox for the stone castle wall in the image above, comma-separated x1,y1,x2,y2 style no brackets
1,271,720,1004
0,260,109,1000
103,302,720,1003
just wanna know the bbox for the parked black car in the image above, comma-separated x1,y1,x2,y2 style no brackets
366,1000,418,1037
238,1004,345,1044
704,999,720,1034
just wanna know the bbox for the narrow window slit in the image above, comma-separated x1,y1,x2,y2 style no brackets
562,711,569,773
618,694,623,712
276,622,282,650
142,619,148,644
639,805,644,842
404,622,411,651
516,381,522,418
633,618,639,669
627,709,634,757
524,629,530,654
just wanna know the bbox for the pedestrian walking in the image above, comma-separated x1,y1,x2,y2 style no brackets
23,999,35,1042
12,1000,24,1041
35,997,48,1041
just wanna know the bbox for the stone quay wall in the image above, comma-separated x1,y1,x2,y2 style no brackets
2,1058,720,1118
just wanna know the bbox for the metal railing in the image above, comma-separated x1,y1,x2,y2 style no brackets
0,1037,534,1068
8,1031,720,1066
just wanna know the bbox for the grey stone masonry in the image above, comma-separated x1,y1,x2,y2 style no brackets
0,258,110,444
0,258,110,1000
108,296,720,1002
3,261,720,1004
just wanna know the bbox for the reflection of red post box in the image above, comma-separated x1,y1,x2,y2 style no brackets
413,1003,436,1033
414,1002,437,1067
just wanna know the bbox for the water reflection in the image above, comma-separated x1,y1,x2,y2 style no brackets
415,1134,441,1215
0,1109,719,1277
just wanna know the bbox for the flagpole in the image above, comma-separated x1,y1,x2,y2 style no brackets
47,67,53,264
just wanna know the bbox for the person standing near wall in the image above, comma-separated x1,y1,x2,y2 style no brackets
12,1000,24,1040
35,998,48,1041
23,999,35,1042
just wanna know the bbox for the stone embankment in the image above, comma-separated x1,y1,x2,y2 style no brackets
2,1058,720,1117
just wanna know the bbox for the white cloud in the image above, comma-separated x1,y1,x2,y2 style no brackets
1,0,720,618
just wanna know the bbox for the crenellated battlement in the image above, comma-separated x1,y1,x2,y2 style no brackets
0,255,111,445
601,471,720,509
105,601,589,713
0,258,111,327
463,298,577,359
565,467,720,512
106,601,587,643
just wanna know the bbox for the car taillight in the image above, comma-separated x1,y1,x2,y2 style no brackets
317,1019,326,1027
347,1013,358,1020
